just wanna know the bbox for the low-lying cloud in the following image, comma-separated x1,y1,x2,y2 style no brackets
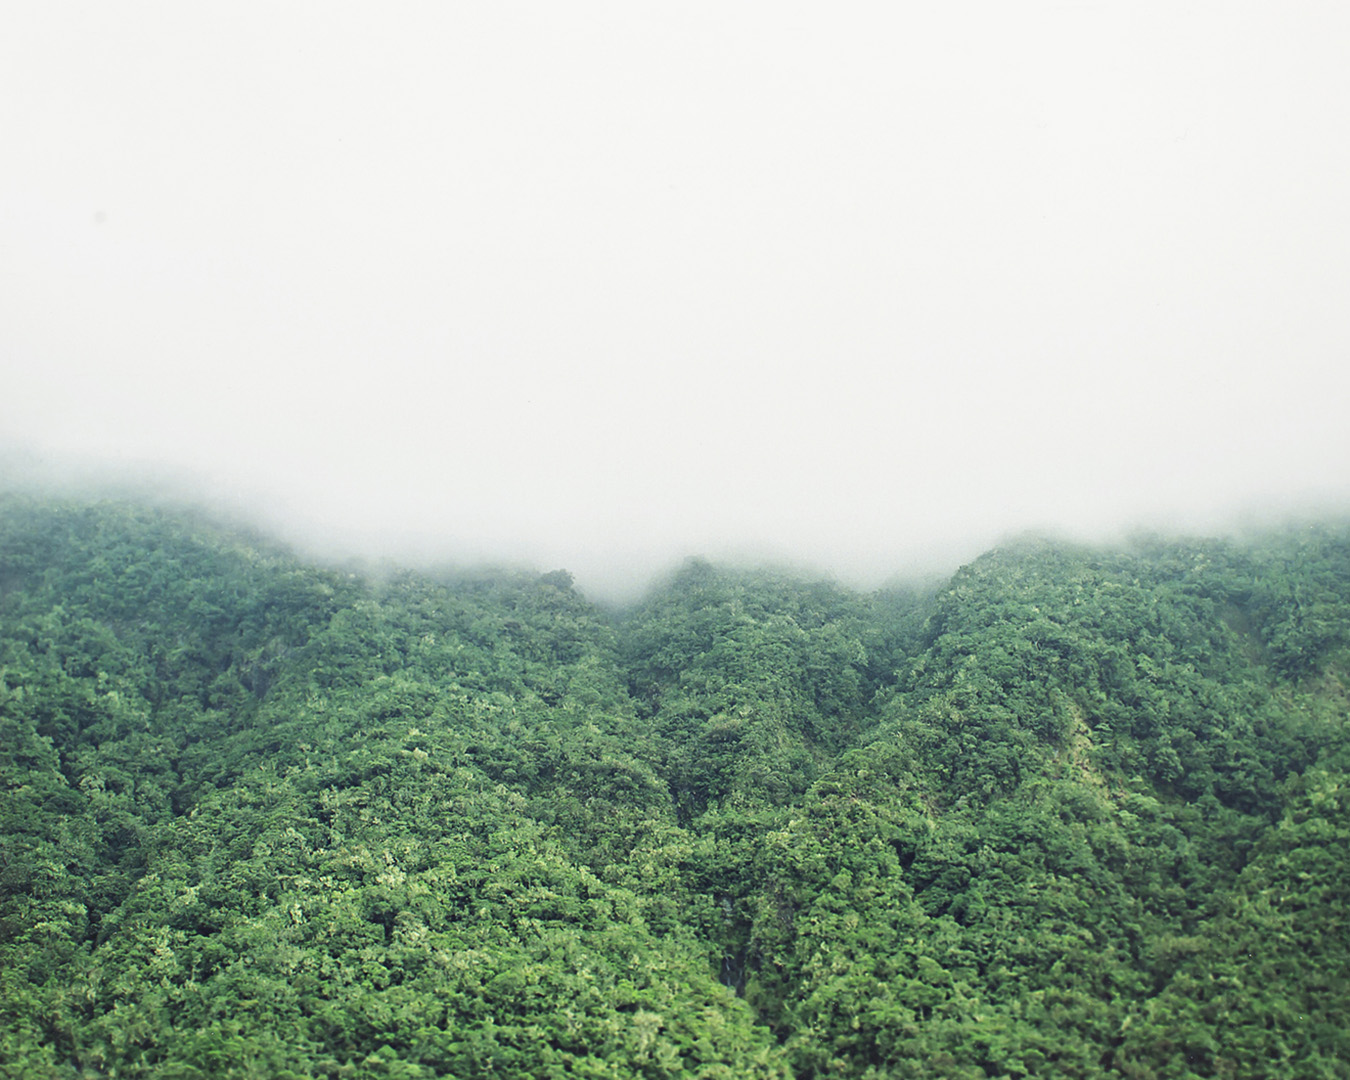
4,4,1349,601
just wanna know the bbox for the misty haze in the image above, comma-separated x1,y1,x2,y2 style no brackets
3,5,1348,600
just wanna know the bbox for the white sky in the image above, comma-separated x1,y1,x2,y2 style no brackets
3,3,1349,600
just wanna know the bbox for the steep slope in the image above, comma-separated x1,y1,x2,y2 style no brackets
2,494,1348,1078
617,558,892,817
0,497,783,1079
621,535,1350,1077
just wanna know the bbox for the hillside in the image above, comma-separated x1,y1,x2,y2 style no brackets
2,494,1348,1078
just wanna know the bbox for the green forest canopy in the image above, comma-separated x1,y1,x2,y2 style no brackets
2,493,1348,1078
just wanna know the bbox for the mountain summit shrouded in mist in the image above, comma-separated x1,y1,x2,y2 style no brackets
3,3,1349,601
6,6,1350,1074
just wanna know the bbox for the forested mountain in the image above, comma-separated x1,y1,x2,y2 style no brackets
2,494,1348,1079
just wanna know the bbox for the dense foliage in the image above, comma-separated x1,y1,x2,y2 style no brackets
2,494,1348,1078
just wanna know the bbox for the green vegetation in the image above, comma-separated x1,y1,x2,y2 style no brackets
2,493,1348,1077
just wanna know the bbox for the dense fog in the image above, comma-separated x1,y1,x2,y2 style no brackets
4,4,1349,601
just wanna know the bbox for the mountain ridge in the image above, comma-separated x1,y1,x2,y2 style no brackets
2,492,1347,1078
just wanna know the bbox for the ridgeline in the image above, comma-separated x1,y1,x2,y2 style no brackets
2,494,1348,1078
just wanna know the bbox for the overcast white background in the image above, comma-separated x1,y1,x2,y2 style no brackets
3,3,1349,600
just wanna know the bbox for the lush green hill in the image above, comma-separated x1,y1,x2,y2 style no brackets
2,494,1348,1078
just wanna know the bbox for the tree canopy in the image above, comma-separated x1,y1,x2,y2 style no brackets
2,494,1348,1078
